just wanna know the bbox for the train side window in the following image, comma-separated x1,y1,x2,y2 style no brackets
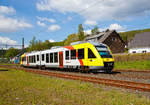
65,51,69,60
29,56,30,63
23,57,25,62
31,56,33,63
88,48,96,58
32,56,34,63
30,56,32,63
22,57,24,62
71,50,76,59
37,55,39,61
46,53,49,63
33,55,36,63
50,53,53,63
42,54,45,61
78,49,84,59
54,52,58,63
30,56,31,63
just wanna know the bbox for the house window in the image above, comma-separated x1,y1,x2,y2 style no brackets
50,53,53,63
112,37,116,41
88,48,96,58
65,51,69,60
78,49,84,59
71,50,76,59
54,52,58,63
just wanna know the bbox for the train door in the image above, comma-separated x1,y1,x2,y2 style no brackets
27,56,29,66
59,52,63,68
87,48,97,66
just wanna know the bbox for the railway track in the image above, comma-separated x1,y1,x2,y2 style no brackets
25,69,150,92
1,65,150,92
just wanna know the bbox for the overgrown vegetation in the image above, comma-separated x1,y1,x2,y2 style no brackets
113,53,150,70
0,67,150,105
0,50,6,58
113,53,150,62
5,48,20,59
27,37,65,52
114,60,150,70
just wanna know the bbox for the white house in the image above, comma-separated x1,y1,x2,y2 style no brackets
128,31,150,53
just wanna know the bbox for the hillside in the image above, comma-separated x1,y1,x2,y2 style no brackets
119,28,150,44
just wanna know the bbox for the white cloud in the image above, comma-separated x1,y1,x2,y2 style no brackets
37,16,55,23
99,23,126,32
109,24,125,31
84,20,97,26
0,6,33,33
0,36,17,45
0,15,33,33
37,21,46,27
48,24,61,31
84,23,126,34
84,29,91,34
36,1,52,11
49,39,55,42
0,6,16,14
36,0,150,21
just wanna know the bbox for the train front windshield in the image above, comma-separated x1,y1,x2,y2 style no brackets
95,46,112,58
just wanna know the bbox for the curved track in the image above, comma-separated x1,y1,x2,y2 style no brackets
1,65,150,92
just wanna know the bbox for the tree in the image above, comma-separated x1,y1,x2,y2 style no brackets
5,48,20,59
28,36,38,51
78,24,85,40
64,34,79,45
91,26,99,35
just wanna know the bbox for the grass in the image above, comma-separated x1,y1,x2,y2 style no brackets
0,63,19,66
114,60,150,70
0,67,150,105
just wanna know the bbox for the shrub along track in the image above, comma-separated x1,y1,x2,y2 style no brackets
1,65,150,92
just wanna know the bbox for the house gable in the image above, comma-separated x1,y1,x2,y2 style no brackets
85,30,125,53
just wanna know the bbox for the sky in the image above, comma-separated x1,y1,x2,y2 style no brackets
0,0,150,48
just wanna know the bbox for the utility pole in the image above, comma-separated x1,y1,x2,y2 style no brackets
22,38,24,49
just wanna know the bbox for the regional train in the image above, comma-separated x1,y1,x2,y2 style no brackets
20,41,114,73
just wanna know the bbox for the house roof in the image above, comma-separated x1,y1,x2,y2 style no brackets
85,30,117,42
128,31,150,48
85,32,104,40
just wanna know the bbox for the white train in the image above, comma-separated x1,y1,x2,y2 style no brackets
21,42,114,72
